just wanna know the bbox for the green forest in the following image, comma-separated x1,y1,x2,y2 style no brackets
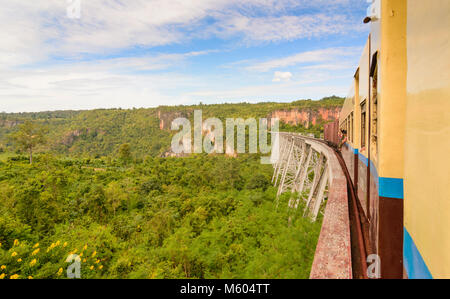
0,97,342,279
0,96,343,158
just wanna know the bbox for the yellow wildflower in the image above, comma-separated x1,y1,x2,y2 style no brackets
32,248,40,256
10,274,19,280
30,259,37,266
83,258,87,263
55,240,61,246
33,243,39,248
63,242,68,247
91,251,97,258
13,239,19,246
98,265,103,270
95,259,100,264
28,276,33,279
1,265,6,270
89,265,94,270
72,248,78,254
11,252,17,257
83,244,88,251
47,243,56,252
17,258,22,263
0,242,2,247
0,273,5,279
57,268,63,276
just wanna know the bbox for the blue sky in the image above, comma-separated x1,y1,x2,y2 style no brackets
0,0,369,112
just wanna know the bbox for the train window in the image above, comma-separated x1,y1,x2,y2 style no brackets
371,58,378,157
346,115,349,143
345,117,348,138
361,101,366,148
350,112,354,143
348,116,350,143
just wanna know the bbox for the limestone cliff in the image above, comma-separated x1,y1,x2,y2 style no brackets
268,107,341,128
158,110,192,130
0,119,21,128
158,106,341,131
157,106,341,157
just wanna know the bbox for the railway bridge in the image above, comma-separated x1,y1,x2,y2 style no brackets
270,132,367,279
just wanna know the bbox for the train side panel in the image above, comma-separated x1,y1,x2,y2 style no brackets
324,120,339,146
403,0,450,279
336,0,448,279
339,83,358,186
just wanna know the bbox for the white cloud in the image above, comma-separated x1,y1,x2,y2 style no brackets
0,67,197,112
246,47,362,72
272,71,292,82
185,81,349,103
300,63,354,71
215,14,365,44
0,0,366,67
0,0,368,112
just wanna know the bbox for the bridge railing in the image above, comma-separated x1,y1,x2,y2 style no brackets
270,132,353,279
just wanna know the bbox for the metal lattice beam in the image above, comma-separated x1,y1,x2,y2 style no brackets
272,133,331,221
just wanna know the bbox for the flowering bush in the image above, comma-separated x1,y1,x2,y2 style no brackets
0,239,105,279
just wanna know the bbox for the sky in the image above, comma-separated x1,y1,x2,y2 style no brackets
0,0,370,113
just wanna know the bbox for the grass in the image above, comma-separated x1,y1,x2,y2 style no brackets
0,152,15,162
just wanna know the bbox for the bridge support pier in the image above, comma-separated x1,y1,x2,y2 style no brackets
272,133,330,221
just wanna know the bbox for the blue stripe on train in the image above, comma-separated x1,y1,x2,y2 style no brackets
345,143,404,199
356,152,404,198
403,228,433,279
357,152,379,183
358,152,369,167
344,142,359,154
379,177,404,199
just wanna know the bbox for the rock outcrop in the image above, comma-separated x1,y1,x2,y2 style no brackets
0,120,21,128
62,130,83,146
268,107,341,128
61,128,105,146
158,110,192,130
157,106,341,157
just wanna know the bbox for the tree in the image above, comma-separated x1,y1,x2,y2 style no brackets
84,185,107,222
9,121,47,164
118,143,132,162
246,173,269,191
106,182,127,216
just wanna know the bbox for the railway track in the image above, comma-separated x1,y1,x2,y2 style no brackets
324,141,369,279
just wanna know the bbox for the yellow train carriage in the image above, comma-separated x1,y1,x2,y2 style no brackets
338,0,450,279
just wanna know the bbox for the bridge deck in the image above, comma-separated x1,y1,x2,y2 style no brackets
307,139,352,279
272,133,353,279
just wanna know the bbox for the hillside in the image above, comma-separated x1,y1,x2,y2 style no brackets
0,96,343,158
0,153,322,279
0,97,342,279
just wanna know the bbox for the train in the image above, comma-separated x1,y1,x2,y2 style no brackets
325,0,450,279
